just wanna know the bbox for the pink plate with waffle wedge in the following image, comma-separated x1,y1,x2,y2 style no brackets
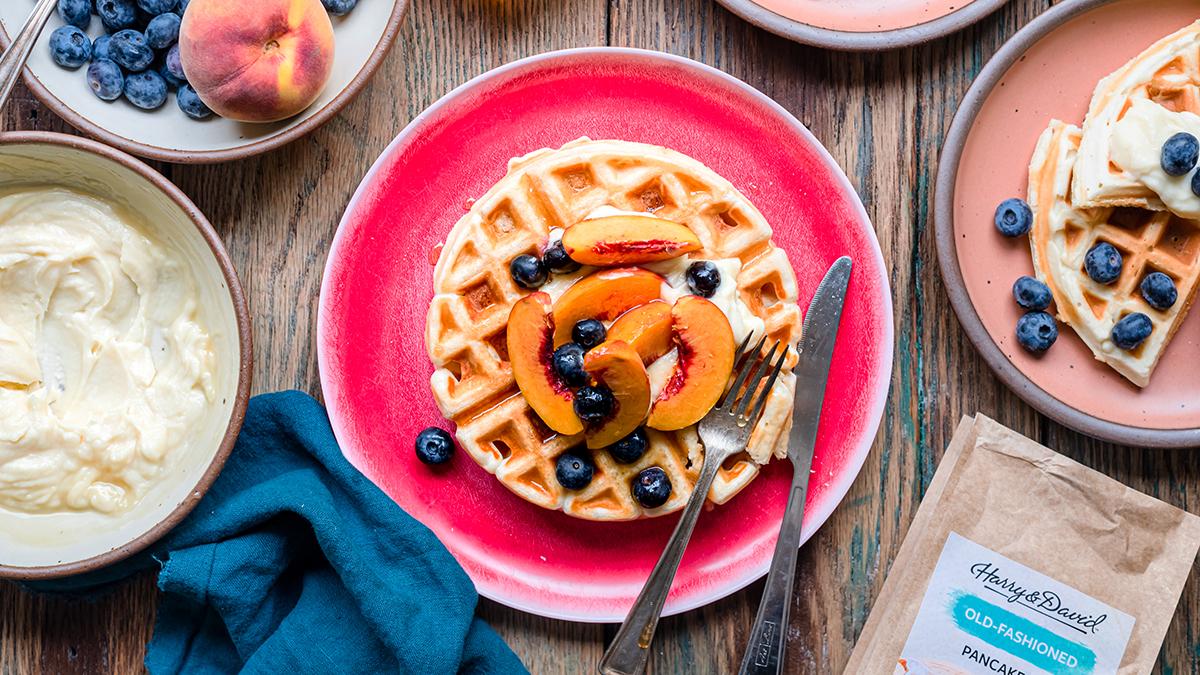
318,48,893,621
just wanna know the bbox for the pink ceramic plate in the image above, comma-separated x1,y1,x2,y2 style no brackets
318,48,893,621
716,0,1011,51
936,0,1200,447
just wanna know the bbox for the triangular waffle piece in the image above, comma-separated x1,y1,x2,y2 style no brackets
1029,120,1200,387
1072,20,1200,211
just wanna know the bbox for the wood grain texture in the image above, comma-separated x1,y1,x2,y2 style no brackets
3,0,1199,673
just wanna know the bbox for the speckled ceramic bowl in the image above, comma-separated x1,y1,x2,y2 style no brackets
0,0,408,163
0,132,252,578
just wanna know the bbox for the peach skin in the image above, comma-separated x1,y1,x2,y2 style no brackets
179,0,335,123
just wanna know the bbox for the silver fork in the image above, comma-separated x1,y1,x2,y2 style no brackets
598,334,791,675
0,0,58,113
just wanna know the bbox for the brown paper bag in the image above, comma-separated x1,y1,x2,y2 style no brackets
846,415,1200,675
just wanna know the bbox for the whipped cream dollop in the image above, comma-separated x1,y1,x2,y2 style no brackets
1111,98,1200,219
0,188,215,515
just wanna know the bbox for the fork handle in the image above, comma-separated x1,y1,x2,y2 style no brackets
0,0,58,114
738,468,810,675
598,459,723,675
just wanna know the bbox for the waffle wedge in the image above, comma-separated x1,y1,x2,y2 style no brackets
1072,20,1200,211
1029,120,1200,387
425,139,802,520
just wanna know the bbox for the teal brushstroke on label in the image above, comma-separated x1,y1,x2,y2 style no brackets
949,591,1096,675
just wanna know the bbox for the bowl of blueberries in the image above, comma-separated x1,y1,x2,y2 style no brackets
0,0,408,162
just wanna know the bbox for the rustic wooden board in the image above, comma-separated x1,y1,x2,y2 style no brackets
4,0,1199,672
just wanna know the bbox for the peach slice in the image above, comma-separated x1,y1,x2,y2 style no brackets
551,268,663,347
507,293,584,436
647,296,736,431
608,301,673,364
582,341,651,449
561,215,702,266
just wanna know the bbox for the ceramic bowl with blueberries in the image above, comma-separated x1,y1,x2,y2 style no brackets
0,0,408,162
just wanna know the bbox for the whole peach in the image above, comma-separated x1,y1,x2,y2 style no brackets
179,0,335,123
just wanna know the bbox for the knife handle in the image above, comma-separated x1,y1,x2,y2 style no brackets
738,469,810,675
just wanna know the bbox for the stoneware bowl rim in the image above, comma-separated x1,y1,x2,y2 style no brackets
0,0,409,164
0,130,254,579
933,0,1200,448
713,0,1012,51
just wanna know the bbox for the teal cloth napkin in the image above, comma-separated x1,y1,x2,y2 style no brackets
31,391,527,675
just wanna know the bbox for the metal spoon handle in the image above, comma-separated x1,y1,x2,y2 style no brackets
0,0,59,114
598,459,723,675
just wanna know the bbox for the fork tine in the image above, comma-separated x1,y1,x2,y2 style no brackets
733,340,780,419
740,343,791,426
716,333,766,410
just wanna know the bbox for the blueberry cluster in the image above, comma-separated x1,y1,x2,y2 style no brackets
1161,132,1200,197
509,239,581,291
50,0,209,117
1011,276,1058,353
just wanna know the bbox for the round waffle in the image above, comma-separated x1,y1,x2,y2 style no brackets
425,138,802,520
1072,20,1200,211
1029,120,1200,388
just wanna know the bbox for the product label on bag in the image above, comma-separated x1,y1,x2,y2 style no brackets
898,533,1135,675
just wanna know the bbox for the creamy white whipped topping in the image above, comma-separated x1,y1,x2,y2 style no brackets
0,188,215,515
1111,99,1200,219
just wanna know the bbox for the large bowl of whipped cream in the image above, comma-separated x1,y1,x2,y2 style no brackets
0,132,251,577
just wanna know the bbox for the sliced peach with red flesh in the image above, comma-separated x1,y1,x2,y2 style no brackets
551,267,663,347
647,296,736,431
561,215,702,266
507,293,584,436
582,341,651,449
607,301,673,364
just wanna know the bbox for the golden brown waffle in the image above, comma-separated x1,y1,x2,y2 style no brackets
425,139,802,520
1073,20,1200,211
1029,120,1200,387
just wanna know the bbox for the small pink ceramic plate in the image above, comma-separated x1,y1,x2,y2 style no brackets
936,0,1200,447
318,48,893,621
716,0,1011,51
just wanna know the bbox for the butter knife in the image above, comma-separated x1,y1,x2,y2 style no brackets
738,256,852,675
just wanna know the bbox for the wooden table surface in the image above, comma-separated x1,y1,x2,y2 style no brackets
4,0,1200,672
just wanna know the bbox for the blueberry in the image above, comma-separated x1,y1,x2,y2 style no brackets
178,0,189,13
164,43,186,82
686,261,721,298
177,84,213,119
123,70,167,109
993,198,1033,237
145,13,180,49
632,467,672,508
1193,170,1200,198
1012,276,1052,311
573,385,614,424
158,61,184,89
136,0,178,13
510,254,547,289
48,26,91,69
1016,312,1058,353
110,30,154,72
608,428,648,464
93,35,113,61
321,0,359,15
1083,242,1122,285
415,427,454,465
1161,133,1199,177
552,343,588,387
572,319,606,350
96,0,139,32
1112,313,1153,350
543,239,581,274
1140,272,1177,310
555,451,594,490
87,60,125,101
57,0,91,30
